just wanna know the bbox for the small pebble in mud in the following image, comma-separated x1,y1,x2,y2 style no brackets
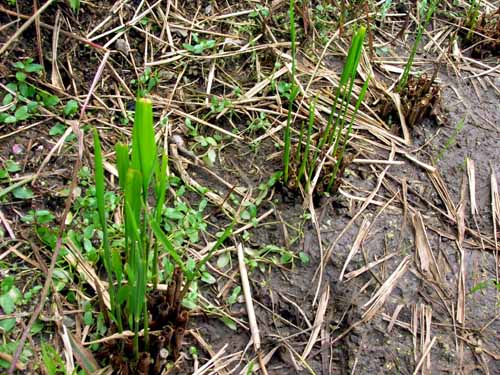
171,134,186,149
12,144,24,155
159,348,168,359
63,315,75,329
349,331,362,345
114,39,130,55
159,70,176,81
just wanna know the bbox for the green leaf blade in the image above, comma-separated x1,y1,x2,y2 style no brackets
132,97,156,191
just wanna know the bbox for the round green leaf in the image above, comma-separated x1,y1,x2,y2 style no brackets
43,95,59,107
299,251,310,265
19,83,35,98
0,318,16,333
13,186,34,199
49,123,66,136
4,115,17,124
2,94,13,106
15,72,26,82
201,272,216,284
5,160,21,173
220,316,237,331
64,100,79,116
24,63,43,73
27,101,38,112
216,252,230,269
14,106,29,121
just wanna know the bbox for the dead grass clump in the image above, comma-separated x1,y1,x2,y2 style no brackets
97,267,189,375
463,7,500,58
379,72,442,129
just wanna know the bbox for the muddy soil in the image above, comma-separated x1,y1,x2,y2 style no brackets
0,1,498,374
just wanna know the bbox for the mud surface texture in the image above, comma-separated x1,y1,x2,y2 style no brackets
0,1,499,375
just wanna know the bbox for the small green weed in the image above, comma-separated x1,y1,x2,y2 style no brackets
0,275,45,335
277,80,295,101
471,279,500,306
227,286,242,305
379,0,393,21
41,343,66,375
184,117,221,165
234,4,269,36
314,3,336,43
434,116,465,163
21,209,56,225
64,99,79,116
183,34,216,54
0,342,33,370
255,171,282,206
243,244,308,273
247,112,271,135
131,67,159,97
0,58,64,125
250,4,270,18
162,198,208,244
68,0,80,13
210,96,231,114
396,0,438,92
0,276,22,316
0,160,21,180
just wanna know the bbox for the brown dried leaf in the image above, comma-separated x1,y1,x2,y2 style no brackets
362,256,411,321
339,217,370,280
412,212,442,282
68,331,100,373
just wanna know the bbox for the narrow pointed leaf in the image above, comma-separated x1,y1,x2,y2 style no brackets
132,97,156,191
115,142,129,191
328,76,370,191
155,152,168,221
298,97,316,184
149,216,185,271
93,129,120,328
124,169,142,240
124,200,145,326
153,151,169,286
93,129,107,240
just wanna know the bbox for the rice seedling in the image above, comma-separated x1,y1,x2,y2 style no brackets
283,0,300,184
396,0,438,93
92,97,232,371
459,2,498,57
434,115,466,163
465,0,481,41
280,26,369,196
283,4,369,196
326,77,370,192
296,96,316,188
299,26,368,194
94,99,161,354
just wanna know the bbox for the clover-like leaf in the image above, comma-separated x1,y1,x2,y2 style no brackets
13,186,34,199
